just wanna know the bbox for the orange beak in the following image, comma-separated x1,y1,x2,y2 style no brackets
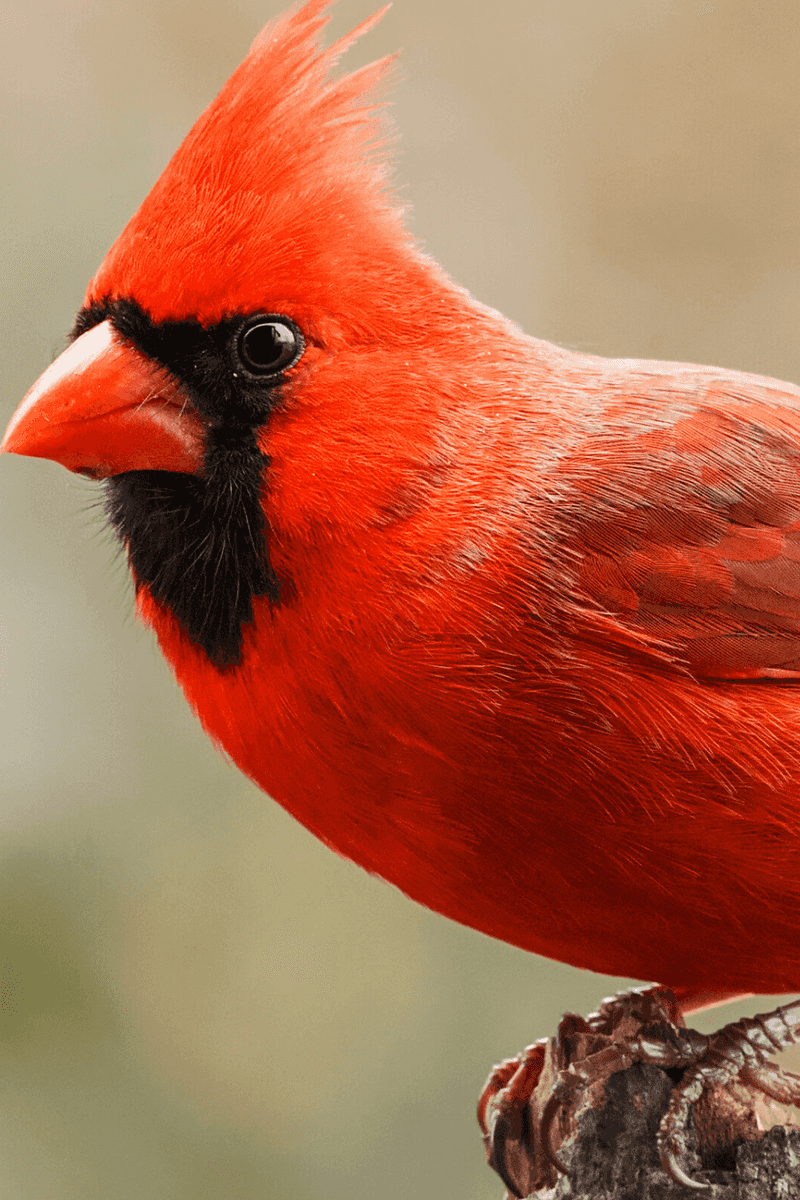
2,320,206,478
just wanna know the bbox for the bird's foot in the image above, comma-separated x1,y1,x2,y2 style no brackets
478,986,800,1196
657,996,800,1189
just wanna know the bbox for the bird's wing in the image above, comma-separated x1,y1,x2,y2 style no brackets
555,374,800,680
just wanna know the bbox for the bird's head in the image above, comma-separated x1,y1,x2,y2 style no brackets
2,0,470,672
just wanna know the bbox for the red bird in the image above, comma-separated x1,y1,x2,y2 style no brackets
5,0,800,1188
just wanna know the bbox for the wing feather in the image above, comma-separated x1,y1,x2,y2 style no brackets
555,371,800,680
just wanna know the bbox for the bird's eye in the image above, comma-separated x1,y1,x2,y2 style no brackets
236,315,304,377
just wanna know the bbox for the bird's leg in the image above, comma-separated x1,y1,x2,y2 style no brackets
478,988,800,1195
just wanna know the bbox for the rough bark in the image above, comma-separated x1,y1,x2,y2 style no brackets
548,1061,800,1200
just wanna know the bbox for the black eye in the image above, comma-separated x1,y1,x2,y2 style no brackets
236,315,304,377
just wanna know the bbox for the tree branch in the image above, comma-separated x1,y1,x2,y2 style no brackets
549,1061,800,1199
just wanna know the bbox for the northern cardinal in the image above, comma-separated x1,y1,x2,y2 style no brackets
5,0,800,1188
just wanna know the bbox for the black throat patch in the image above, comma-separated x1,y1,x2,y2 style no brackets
72,297,283,670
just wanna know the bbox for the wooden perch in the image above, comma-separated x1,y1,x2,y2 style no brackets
489,1058,800,1199
550,1059,800,1199
482,991,800,1198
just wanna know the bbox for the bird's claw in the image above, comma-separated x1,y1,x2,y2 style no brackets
540,1092,570,1176
655,1069,710,1190
479,1041,550,1197
479,988,800,1194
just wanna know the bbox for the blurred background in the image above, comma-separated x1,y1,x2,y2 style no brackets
2,0,800,1196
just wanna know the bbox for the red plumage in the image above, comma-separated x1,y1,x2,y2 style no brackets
6,0,800,1015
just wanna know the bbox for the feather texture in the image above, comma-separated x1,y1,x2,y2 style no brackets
8,0,800,1006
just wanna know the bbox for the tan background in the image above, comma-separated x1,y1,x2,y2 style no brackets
2,1,800,1197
